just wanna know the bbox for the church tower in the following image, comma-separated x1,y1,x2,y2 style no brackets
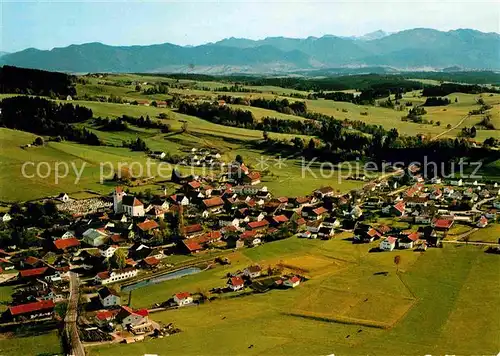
113,186,126,214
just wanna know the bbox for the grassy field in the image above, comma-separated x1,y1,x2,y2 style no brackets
88,241,499,356
0,126,363,201
0,330,63,356
467,223,500,243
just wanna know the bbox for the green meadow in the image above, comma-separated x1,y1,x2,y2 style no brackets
88,243,500,356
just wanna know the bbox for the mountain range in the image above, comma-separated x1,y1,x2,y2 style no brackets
1,28,499,74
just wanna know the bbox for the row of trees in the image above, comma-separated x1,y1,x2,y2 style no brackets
0,65,76,97
422,83,500,97
0,96,101,145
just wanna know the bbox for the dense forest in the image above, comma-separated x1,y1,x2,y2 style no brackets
0,65,76,97
423,97,451,106
422,83,500,97
0,96,100,145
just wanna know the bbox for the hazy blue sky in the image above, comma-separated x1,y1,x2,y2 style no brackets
2,0,499,53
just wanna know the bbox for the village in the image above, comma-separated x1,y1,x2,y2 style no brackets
0,157,499,349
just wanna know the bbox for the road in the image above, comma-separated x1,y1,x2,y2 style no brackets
432,114,470,140
65,271,85,356
442,239,498,246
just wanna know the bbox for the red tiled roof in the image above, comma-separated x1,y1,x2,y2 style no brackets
288,276,301,283
111,234,125,243
135,309,149,317
54,237,80,250
245,171,261,181
272,215,289,224
433,218,454,229
386,236,398,244
394,201,406,213
175,292,191,300
229,276,244,287
367,228,381,237
137,219,159,232
115,186,123,194
407,232,420,242
183,240,202,252
185,224,203,234
296,218,306,226
248,219,269,229
19,267,48,278
96,310,117,321
295,196,310,204
240,230,257,239
96,271,110,279
9,300,54,316
203,196,224,208
312,207,327,215
188,181,201,189
143,256,160,266
24,256,40,266
276,197,288,203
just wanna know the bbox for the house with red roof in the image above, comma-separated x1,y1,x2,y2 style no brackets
432,217,454,230
116,305,149,327
380,236,397,251
247,219,269,231
183,239,203,253
94,268,138,285
95,309,119,326
477,215,488,228
271,215,289,226
239,230,261,246
187,180,201,191
142,256,161,269
399,232,420,249
53,237,80,252
8,300,55,321
184,223,203,238
392,201,406,216
136,219,160,241
243,171,261,185
202,196,225,215
284,275,301,288
173,292,193,306
227,276,245,291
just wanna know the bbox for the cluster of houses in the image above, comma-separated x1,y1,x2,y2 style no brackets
1,159,499,342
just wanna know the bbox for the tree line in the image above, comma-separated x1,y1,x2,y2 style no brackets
0,96,100,145
0,65,77,97
422,83,500,97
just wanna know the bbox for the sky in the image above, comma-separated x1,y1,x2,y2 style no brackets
1,0,499,53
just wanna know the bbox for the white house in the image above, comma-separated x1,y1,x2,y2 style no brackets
243,265,262,279
173,292,193,306
227,276,245,291
56,193,70,202
350,206,363,220
450,179,463,186
493,201,500,209
95,268,138,285
430,177,442,184
98,287,121,307
284,276,301,288
380,237,397,251
100,245,118,258
0,213,12,223
117,306,149,327
477,216,488,228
